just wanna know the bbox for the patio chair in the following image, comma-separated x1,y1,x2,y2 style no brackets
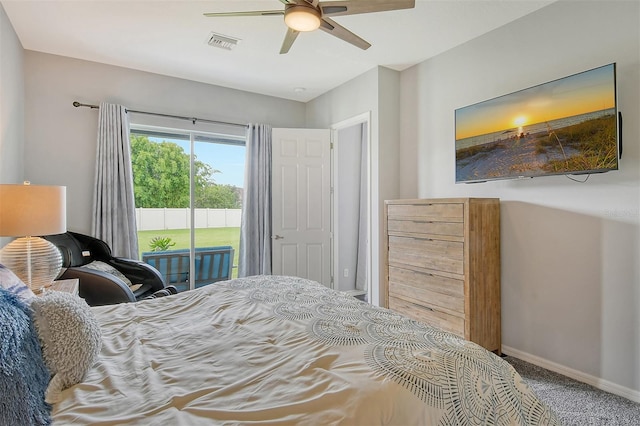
142,246,234,292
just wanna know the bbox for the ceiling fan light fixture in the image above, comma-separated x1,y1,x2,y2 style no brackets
284,5,321,32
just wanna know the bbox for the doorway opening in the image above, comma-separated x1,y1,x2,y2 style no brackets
331,112,371,302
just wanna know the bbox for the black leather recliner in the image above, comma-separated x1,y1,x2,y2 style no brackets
44,231,166,306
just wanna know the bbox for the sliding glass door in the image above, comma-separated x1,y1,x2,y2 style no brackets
130,126,245,292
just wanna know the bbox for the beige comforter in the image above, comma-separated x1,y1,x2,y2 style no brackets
53,275,558,425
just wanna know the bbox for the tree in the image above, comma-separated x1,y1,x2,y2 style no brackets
195,183,241,209
130,135,190,208
131,135,243,209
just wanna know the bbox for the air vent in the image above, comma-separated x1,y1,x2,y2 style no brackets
206,32,241,50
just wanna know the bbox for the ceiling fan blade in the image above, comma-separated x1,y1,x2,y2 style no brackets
319,0,415,17
280,28,300,54
319,17,371,50
204,10,284,18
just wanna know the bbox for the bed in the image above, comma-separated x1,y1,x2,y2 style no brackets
4,273,559,425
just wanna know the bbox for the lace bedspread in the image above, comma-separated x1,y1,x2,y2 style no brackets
53,275,559,425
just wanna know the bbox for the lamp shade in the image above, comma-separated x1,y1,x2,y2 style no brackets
0,184,66,236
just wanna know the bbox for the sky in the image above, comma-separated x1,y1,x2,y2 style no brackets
153,137,246,187
455,64,616,140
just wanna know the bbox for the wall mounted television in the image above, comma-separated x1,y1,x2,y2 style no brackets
455,63,620,183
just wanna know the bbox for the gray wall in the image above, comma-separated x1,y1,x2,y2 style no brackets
335,123,363,291
23,52,307,235
0,5,24,184
400,0,640,397
0,5,24,246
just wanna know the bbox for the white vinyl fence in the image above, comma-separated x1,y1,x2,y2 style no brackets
135,208,242,231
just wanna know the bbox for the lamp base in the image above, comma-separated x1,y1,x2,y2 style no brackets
0,237,63,293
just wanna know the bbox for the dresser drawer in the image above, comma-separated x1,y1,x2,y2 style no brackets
387,203,463,222
388,235,464,275
387,219,464,237
389,296,465,337
388,266,464,315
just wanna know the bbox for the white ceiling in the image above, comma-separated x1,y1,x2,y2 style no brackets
2,0,554,102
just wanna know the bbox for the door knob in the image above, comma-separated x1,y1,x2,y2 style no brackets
272,235,284,240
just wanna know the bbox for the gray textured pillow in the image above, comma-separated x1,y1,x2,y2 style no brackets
30,291,102,403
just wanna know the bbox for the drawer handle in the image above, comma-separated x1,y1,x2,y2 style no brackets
409,237,433,241
412,220,433,224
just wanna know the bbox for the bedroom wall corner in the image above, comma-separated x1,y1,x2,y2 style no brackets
399,0,640,398
306,66,402,307
398,65,419,199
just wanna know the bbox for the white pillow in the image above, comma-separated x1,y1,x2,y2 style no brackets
30,291,102,403
0,263,35,302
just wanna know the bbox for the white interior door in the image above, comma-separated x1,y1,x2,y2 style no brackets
272,128,331,287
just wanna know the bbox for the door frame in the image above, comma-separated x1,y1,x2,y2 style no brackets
330,112,372,298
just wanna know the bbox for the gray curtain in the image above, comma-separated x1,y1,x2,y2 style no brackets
238,124,272,277
91,102,139,259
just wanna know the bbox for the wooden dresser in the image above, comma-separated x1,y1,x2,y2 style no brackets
383,198,501,353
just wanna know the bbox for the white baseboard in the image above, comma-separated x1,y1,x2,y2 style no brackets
502,345,640,404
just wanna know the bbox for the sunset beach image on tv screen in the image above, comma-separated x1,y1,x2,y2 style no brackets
455,63,618,183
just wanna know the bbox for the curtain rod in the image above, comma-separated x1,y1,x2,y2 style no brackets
72,101,248,128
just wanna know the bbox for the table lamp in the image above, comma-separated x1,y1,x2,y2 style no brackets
0,182,67,293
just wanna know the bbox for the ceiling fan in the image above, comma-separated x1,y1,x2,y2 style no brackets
204,0,415,54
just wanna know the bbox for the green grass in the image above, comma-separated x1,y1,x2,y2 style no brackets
137,227,240,277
